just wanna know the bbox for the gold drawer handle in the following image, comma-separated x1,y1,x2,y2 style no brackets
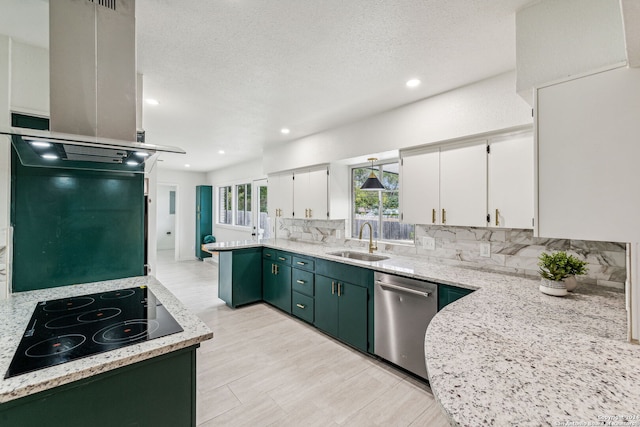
495,208,500,226
442,208,446,224
331,281,336,295
278,257,286,261
265,253,272,257
296,261,306,265
296,280,305,284
432,208,436,224
296,303,305,309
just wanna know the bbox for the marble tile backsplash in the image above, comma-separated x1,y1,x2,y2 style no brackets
277,218,347,244
414,225,626,289
277,219,626,289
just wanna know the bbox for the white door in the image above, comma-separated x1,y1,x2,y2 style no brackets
488,132,534,229
440,141,487,227
400,149,440,225
253,179,270,239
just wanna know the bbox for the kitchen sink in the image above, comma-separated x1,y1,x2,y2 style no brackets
327,251,390,262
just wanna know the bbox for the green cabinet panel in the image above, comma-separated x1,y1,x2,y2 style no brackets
263,258,292,313
336,282,368,352
438,283,474,311
315,275,368,352
274,252,292,265
292,291,314,323
314,275,339,337
196,185,213,260
292,268,314,297
316,259,371,286
292,255,315,271
218,248,262,308
0,346,198,427
263,248,277,260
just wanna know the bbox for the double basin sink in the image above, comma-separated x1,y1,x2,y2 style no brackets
327,251,389,262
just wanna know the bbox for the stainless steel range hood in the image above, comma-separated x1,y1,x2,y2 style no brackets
3,0,185,172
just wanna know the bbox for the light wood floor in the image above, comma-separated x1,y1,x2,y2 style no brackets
155,250,450,427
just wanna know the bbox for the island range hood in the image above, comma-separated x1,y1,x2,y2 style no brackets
2,0,184,171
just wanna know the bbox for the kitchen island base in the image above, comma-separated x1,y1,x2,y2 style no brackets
0,346,198,427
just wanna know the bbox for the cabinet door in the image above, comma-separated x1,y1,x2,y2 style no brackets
306,168,328,219
337,282,368,352
262,262,291,313
400,149,440,225
314,275,339,337
488,133,534,229
195,186,212,259
268,173,293,219
440,141,487,227
262,262,277,306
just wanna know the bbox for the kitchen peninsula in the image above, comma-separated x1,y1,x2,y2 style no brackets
204,239,639,427
0,275,212,426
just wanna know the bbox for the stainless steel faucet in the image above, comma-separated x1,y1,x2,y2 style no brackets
358,222,378,254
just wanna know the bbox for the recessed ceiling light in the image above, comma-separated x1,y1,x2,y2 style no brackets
31,141,52,148
406,79,421,88
134,151,150,157
218,150,225,154
185,164,191,168
280,128,290,135
145,99,159,106
126,160,139,166
42,154,58,160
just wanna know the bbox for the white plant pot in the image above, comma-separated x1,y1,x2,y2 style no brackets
564,275,578,292
539,278,567,297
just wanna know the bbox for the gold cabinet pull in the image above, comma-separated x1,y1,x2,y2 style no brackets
495,208,500,226
308,208,312,218
442,209,446,224
432,208,436,224
278,256,286,261
296,261,306,265
337,282,342,297
296,303,305,309
331,281,336,295
271,263,275,274
265,253,272,258
274,264,279,275
296,280,305,284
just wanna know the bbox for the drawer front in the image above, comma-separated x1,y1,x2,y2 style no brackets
275,251,292,265
292,269,314,297
292,256,315,272
292,292,314,324
263,248,277,260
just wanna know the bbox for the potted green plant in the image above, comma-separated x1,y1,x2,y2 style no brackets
538,251,588,296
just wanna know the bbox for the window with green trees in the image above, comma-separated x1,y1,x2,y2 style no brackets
236,183,252,226
218,186,232,224
352,162,414,242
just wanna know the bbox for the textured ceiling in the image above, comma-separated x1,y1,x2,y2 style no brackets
1,0,533,172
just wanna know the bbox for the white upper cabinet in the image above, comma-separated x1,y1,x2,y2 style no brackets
293,167,328,219
440,141,487,227
536,66,640,242
488,132,534,229
268,172,293,221
400,149,440,225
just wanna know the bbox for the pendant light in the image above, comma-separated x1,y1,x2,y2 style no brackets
360,158,385,191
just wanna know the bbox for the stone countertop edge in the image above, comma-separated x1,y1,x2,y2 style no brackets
0,275,213,404
205,238,638,426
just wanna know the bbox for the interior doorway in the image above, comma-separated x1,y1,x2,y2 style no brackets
253,179,270,240
157,184,177,254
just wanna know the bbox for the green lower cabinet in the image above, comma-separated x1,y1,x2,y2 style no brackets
0,347,198,427
438,283,474,311
292,291,314,323
218,248,262,308
263,260,292,313
315,275,368,352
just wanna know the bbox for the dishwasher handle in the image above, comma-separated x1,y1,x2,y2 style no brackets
376,280,432,298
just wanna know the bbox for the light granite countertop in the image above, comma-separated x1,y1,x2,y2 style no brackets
0,275,213,404
204,238,639,427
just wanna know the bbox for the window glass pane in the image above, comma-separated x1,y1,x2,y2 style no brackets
236,183,252,227
218,186,232,224
352,167,380,239
169,191,175,215
351,162,414,243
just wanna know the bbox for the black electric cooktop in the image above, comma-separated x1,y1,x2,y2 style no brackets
5,286,183,379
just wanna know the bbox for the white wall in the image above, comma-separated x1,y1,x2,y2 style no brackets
0,34,10,301
207,157,266,242
516,0,627,103
156,168,208,261
263,71,532,173
156,184,176,250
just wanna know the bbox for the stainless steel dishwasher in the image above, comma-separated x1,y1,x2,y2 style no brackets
374,272,438,380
